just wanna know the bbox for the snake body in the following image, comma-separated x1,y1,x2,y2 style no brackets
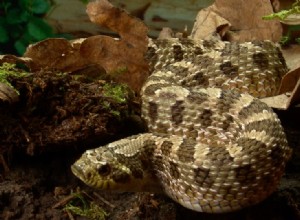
71,38,292,213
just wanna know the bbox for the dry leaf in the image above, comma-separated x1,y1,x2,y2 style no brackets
279,65,300,94
261,94,290,110
22,0,149,92
86,0,148,49
84,0,149,92
158,27,174,39
24,38,86,72
191,0,282,41
191,9,230,40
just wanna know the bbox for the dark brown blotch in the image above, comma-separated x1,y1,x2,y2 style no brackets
236,137,267,161
145,46,157,62
171,100,185,125
112,171,130,183
217,90,240,113
159,91,177,99
244,119,282,137
269,144,288,167
233,164,256,185
144,139,157,153
198,109,213,127
169,161,180,179
194,167,211,186
206,147,234,166
177,139,196,163
173,45,184,61
194,46,203,55
148,102,158,123
192,71,209,86
238,99,270,120
186,91,208,104
221,114,234,131
276,47,288,70
253,52,269,70
219,61,239,77
161,140,173,157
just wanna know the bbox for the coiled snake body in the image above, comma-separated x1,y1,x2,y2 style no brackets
71,38,292,213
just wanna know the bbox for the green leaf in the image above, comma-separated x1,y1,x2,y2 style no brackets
0,2,12,12
20,0,51,14
27,16,53,41
6,8,29,24
0,25,9,43
9,24,23,39
14,31,32,55
14,40,27,55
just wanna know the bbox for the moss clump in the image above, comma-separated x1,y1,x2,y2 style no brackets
101,83,132,117
0,62,28,94
102,83,129,104
64,193,108,220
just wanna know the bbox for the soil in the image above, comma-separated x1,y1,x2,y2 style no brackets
0,64,300,220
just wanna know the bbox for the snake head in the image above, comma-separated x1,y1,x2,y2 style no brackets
71,135,163,192
71,147,130,190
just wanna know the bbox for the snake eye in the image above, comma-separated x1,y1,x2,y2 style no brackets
97,164,111,176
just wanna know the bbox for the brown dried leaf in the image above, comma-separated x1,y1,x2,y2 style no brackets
23,38,86,72
261,94,290,110
22,0,149,93
84,0,149,92
191,9,230,40
80,35,148,92
191,0,282,41
279,66,300,94
86,0,148,48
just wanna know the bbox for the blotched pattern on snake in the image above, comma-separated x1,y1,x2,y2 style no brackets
71,38,292,213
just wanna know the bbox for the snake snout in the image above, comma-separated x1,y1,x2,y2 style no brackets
71,163,85,180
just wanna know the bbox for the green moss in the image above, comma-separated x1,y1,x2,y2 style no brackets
101,83,131,117
64,193,108,220
102,83,129,104
0,62,28,94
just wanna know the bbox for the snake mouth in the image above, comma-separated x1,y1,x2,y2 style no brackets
71,164,85,180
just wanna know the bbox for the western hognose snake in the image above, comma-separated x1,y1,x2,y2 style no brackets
71,38,292,213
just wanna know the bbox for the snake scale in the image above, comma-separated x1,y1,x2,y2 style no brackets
71,38,292,213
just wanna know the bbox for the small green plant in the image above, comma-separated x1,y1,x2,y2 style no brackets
64,193,108,220
263,0,300,45
0,62,28,94
0,0,55,55
102,83,130,117
102,83,129,104
263,1,300,21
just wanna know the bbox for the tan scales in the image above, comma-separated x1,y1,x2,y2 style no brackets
71,38,292,213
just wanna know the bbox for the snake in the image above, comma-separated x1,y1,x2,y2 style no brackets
71,38,292,213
